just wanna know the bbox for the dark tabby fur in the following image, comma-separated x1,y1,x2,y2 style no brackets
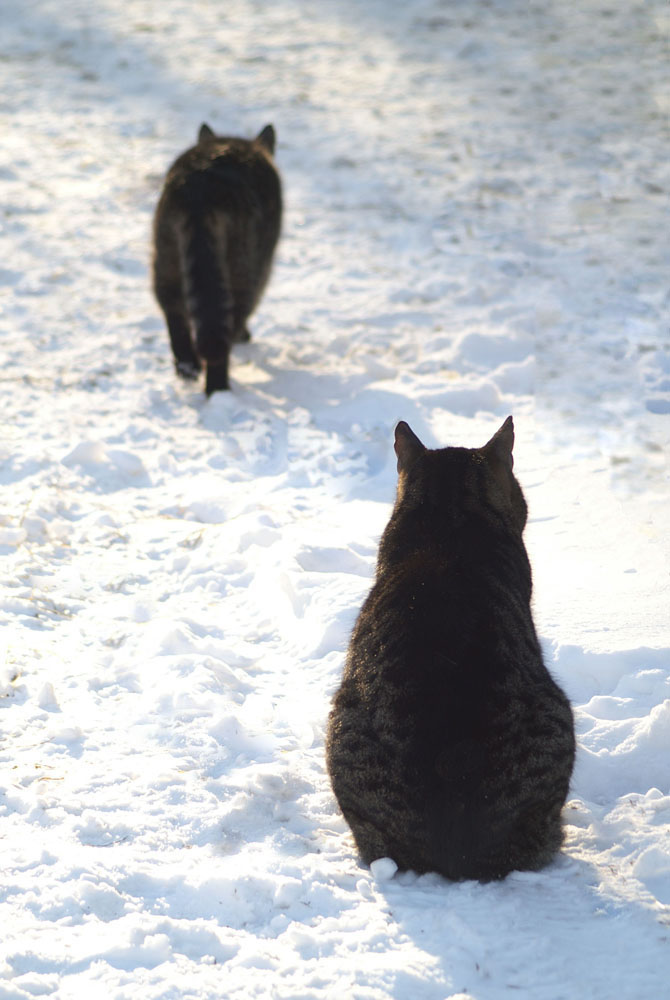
152,123,282,395
326,418,575,881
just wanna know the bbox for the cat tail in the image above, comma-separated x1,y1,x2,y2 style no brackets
179,214,233,362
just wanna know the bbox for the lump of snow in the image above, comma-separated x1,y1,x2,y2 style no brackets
0,526,27,546
370,857,398,882
61,441,150,487
273,877,302,909
641,699,670,748
37,682,59,710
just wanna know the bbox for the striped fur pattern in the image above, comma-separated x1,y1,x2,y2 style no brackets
152,123,281,395
326,418,575,881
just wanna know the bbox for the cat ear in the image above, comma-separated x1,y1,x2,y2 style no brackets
256,124,276,154
483,416,515,469
198,123,215,143
394,421,425,473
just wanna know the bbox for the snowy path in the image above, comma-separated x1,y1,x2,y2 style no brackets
1,1,669,998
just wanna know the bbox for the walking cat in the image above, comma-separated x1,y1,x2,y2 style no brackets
152,123,282,395
326,418,575,881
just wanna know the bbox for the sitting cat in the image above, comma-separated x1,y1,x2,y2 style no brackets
326,417,575,881
152,123,282,395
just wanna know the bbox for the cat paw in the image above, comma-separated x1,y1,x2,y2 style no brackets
233,326,251,344
175,359,201,380
205,362,230,395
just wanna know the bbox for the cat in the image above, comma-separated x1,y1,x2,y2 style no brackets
152,122,282,395
326,417,575,881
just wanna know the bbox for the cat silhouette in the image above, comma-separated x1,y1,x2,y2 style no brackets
326,418,575,880
152,123,281,395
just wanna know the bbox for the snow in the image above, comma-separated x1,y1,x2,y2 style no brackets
1,0,668,997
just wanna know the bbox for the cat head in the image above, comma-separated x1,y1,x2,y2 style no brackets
393,417,527,532
197,123,276,155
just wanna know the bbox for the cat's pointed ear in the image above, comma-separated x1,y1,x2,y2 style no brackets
483,416,515,469
256,124,276,154
394,421,425,473
198,123,215,143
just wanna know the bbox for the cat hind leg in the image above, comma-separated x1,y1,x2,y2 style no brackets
153,232,201,380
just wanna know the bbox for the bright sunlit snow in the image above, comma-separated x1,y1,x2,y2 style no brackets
1,1,669,998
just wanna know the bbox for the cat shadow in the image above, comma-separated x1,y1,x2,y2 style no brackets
367,850,665,992
179,348,435,499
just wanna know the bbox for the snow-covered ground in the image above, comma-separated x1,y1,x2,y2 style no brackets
1,1,669,997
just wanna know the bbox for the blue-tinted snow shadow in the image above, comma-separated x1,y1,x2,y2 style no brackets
369,849,666,1000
